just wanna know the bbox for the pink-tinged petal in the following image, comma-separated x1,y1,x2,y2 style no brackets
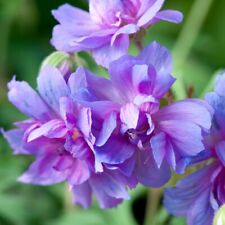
18,153,67,185
96,112,117,147
89,0,124,25
135,148,171,187
137,0,165,27
157,120,204,156
67,159,90,185
111,24,139,45
37,66,69,112
150,132,166,168
155,10,183,24
1,129,28,155
94,136,135,164
27,119,66,142
8,78,52,121
72,182,92,208
215,141,225,166
154,99,212,131
92,34,129,68
120,103,139,131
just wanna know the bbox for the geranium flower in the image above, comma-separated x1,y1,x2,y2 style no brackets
2,66,134,208
51,0,183,67
71,42,212,187
164,72,225,225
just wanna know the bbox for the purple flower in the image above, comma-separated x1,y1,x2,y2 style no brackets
2,66,134,208
51,0,183,67
71,42,212,187
164,72,225,225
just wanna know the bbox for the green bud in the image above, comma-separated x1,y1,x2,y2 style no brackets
40,51,75,76
214,205,225,225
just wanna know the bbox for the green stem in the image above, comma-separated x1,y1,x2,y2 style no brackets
143,188,162,225
172,0,214,100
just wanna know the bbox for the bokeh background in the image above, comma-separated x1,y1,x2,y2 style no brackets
0,0,224,225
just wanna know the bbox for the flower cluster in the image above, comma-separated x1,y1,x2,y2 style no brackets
3,41,213,209
2,0,225,223
51,0,182,67
164,72,225,225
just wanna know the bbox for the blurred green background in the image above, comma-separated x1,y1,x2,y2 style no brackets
0,0,224,225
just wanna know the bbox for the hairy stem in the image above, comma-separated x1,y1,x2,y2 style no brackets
143,188,162,225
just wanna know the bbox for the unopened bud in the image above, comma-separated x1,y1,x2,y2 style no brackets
40,51,75,78
213,205,225,225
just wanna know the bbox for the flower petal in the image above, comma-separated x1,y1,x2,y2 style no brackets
137,0,165,27
96,112,117,147
18,153,67,185
94,136,135,164
8,77,52,121
37,66,69,112
72,182,92,208
93,34,129,68
135,148,171,187
27,119,66,142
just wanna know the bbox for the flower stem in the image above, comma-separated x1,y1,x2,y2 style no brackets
143,188,162,225
172,0,214,100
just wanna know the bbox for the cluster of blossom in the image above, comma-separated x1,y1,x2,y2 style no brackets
2,1,225,225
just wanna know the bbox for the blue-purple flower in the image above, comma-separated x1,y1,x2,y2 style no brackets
164,72,225,225
71,41,212,187
51,0,183,67
2,66,135,208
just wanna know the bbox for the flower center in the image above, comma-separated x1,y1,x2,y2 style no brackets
72,129,81,141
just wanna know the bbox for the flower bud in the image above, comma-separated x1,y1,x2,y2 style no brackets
40,51,75,78
213,205,225,225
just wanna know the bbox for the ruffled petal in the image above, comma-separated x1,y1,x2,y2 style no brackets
94,136,135,164
27,119,66,142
